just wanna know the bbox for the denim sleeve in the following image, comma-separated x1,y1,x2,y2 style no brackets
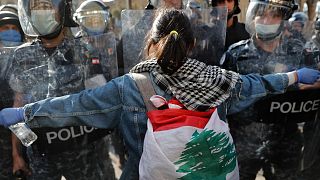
227,73,289,115
23,76,124,129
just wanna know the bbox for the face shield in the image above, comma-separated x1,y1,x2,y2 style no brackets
245,1,293,41
73,0,110,36
17,0,65,37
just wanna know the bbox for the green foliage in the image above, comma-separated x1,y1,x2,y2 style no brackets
174,129,236,180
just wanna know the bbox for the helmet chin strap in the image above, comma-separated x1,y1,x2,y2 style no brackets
257,31,282,42
39,24,63,40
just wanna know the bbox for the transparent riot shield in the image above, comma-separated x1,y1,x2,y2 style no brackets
121,9,154,73
81,32,118,89
7,37,116,177
121,7,227,73
231,20,320,176
186,6,227,65
0,46,22,179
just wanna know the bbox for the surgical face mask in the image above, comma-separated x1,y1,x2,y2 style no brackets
255,23,281,41
0,30,22,47
31,10,59,35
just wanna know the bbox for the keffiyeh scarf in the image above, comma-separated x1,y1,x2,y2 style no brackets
130,58,240,111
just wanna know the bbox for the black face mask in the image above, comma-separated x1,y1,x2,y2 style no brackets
290,29,303,38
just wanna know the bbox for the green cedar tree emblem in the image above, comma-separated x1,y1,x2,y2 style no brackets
174,129,236,180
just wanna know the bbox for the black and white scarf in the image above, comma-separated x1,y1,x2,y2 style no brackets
130,58,240,111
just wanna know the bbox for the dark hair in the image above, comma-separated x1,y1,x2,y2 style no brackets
145,9,194,74
212,0,241,16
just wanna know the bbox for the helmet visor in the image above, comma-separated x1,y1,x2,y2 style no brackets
245,1,292,37
18,0,65,36
73,1,109,36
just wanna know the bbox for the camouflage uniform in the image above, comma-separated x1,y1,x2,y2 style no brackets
9,38,115,180
0,48,17,180
298,36,320,180
0,128,13,179
221,37,305,180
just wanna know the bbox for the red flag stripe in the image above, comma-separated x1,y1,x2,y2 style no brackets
147,108,216,132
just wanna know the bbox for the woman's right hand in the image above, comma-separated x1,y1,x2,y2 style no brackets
299,81,320,90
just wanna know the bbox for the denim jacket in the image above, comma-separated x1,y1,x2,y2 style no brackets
23,72,289,180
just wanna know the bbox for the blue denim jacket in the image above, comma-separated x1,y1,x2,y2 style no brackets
23,72,288,180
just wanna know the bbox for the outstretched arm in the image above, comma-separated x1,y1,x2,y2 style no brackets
0,76,126,129
228,68,320,114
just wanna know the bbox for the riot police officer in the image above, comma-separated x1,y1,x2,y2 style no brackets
73,0,126,170
289,12,308,32
0,4,28,180
73,0,111,37
287,12,309,43
9,0,115,179
73,0,115,82
219,0,315,179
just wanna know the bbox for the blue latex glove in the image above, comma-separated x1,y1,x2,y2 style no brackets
297,68,320,84
0,108,24,127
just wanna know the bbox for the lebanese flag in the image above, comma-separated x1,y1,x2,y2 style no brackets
139,105,239,180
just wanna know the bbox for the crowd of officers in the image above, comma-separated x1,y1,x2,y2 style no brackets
0,0,320,179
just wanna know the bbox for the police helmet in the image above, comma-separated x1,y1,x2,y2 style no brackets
0,4,20,29
73,0,110,36
18,0,76,38
0,4,24,38
245,0,298,41
247,0,298,20
289,12,308,28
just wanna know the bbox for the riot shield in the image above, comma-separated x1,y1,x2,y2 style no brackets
186,6,227,65
0,47,16,110
121,9,154,73
7,37,116,177
81,32,118,89
0,46,21,180
231,20,320,175
121,7,227,73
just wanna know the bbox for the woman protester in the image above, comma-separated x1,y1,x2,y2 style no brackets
0,8,319,180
